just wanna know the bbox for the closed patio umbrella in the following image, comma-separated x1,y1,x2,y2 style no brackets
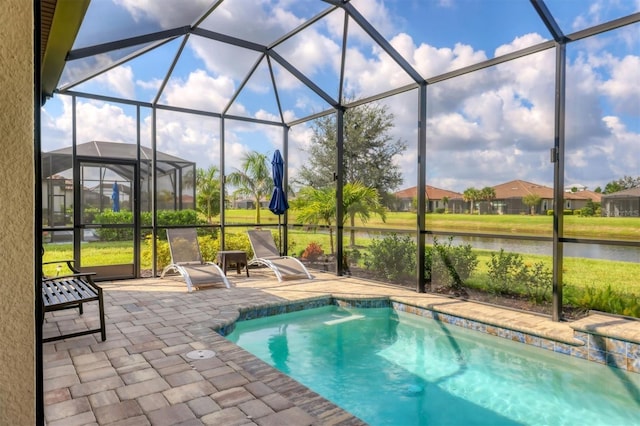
111,181,120,212
268,150,288,255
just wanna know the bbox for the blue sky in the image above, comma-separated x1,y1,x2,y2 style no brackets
42,0,639,194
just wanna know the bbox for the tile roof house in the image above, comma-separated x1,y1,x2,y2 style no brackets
491,180,602,214
396,180,603,215
394,185,464,212
601,187,640,217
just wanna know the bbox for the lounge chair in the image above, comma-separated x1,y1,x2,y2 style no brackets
161,228,231,292
247,230,313,282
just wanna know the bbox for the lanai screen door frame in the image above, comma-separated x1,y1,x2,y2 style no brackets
73,157,140,280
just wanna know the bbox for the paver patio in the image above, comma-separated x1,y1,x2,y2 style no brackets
43,269,639,425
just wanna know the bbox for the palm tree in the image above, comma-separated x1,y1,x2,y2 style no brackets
480,186,496,213
196,166,221,223
441,196,449,212
292,186,337,253
343,182,386,247
522,194,541,215
226,151,273,224
292,182,386,252
463,187,480,214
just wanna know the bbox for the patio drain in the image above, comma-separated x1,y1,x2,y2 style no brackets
186,350,216,360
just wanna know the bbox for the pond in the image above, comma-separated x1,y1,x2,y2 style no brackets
439,235,640,263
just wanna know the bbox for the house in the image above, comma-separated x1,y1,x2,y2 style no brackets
483,180,601,215
564,189,602,212
601,187,640,217
394,185,464,212
487,180,554,214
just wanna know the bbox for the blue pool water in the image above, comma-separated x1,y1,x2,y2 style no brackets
226,306,640,426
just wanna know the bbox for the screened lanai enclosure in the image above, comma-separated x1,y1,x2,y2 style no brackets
40,0,640,320
42,141,196,226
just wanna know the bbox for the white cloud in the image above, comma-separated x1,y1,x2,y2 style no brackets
162,69,237,113
136,78,162,91
114,0,210,29
600,54,640,114
189,36,262,84
197,0,305,45
348,0,398,40
43,1,638,196
93,65,135,98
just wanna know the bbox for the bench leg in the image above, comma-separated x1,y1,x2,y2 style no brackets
98,291,106,342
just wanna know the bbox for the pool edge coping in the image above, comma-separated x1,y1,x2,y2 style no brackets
214,294,640,374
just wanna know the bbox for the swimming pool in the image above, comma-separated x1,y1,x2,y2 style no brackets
226,306,640,426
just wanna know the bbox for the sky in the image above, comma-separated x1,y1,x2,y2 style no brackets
41,0,640,195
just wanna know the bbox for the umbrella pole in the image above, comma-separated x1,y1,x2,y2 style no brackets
278,214,282,256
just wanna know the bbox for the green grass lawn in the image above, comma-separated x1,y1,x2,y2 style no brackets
222,209,640,240
43,210,639,311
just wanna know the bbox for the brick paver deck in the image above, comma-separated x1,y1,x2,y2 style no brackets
42,269,639,425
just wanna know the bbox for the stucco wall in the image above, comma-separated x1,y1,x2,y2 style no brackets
0,1,35,424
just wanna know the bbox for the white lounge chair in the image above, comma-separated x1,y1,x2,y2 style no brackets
247,230,313,282
161,228,231,292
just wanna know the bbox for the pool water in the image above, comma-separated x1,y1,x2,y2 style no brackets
226,306,640,426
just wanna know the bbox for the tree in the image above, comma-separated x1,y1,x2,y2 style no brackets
480,187,496,213
292,182,386,253
295,101,407,199
226,151,273,224
343,182,386,247
522,194,541,215
196,166,221,223
441,196,449,212
604,176,640,193
463,187,480,214
292,186,337,254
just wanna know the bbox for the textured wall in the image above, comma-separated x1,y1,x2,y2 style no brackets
0,1,35,424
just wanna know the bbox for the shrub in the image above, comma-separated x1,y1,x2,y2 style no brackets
563,209,573,215
94,209,208,241
486,249,523,295
578,200,600,217
546,210,554,216
345,247,362,266
564,285,640,318
435,207,446,214
485,249,552,303
141,232,250,271
224,232,252,257
197,235,220,262
301,242,324,261
365,234,416,282
522,262,552,304
93,211,134,240
141,235,171,270
430,237,478,291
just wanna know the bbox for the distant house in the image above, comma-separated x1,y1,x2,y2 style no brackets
394,186,463,213
601,187,640,217
394,180,605,215
489,180,601,215
564,189,602,211
564,184,587,192
490,180,554,214
231,197,269,209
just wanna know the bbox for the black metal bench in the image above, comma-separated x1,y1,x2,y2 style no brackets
42,260,106,343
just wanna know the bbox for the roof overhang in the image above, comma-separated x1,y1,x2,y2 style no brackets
41,0,90,102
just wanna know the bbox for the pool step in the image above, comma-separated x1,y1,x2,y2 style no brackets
324,315,365,325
